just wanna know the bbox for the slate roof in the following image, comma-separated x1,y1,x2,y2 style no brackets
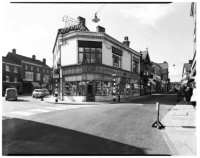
6,52,51,69
2,56,20,66
140,51,148,60
158,63,168,69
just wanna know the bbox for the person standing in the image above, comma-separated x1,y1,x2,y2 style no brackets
190,81,196,110
185,83,193,104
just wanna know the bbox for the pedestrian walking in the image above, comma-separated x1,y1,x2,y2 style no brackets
190,81,196,110
185,83,193,104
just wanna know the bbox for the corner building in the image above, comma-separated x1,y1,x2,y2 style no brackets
53,16,140,102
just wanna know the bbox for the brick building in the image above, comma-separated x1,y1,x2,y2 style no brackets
2,56,22,95
6,49,52,93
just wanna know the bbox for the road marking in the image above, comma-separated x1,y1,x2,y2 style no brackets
44,107,66,110
28,109,54,113
10,111,35,116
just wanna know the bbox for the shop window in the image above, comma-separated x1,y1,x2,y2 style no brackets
113,54,121,68
64,81,86,96
6,65,10,72
14,67,18,73
96,81,103,95
102,81,112,95
6,76,10,82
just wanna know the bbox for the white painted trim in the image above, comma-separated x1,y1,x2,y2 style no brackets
2,81,22,84
2,62,21,67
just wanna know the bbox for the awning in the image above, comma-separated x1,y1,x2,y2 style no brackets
31,82,41,87
148,78,156,85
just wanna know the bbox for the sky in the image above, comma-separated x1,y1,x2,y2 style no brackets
0,0,196,82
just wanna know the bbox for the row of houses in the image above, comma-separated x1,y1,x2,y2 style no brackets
181,2,196,86
2,49,52,94
52,16,170,102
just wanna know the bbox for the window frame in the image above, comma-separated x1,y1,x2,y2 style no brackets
6,65,10,72
78,41,102,64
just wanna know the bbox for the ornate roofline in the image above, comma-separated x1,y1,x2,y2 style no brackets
58,31,140,58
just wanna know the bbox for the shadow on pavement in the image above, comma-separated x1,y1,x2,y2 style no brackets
16,99,30,102
3,118,147,156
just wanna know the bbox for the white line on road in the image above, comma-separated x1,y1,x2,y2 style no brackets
10,111,35,116
28,109,54,113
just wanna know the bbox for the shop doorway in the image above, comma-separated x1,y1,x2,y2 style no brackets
86,83,95,102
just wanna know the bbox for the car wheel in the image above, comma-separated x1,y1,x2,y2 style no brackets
15,98,18,101
5,98,7,101
32,96,34,98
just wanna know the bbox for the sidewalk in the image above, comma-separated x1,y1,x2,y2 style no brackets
162,100,196,156
42,95,150,105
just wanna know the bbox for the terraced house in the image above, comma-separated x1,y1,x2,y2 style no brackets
2,56,22,95
53,16,141,102
6,49,52,93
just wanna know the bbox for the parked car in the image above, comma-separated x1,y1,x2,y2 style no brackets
5,88,18,101
32,89,44,98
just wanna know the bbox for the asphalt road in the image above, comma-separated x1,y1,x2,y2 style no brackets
2,92,178,156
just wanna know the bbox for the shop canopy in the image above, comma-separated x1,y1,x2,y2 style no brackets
148,78,156,85
31,82,41,87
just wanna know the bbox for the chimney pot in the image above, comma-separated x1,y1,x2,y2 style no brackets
96,26,105,33
12,49,16,54
32,55,36,60
123,36,130,47
77,16,86,26
43,58,46,64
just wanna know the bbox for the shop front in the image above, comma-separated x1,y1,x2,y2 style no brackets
2,82,23,95
61,64,140,102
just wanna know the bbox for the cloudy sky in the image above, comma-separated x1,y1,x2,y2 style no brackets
0,0,196,82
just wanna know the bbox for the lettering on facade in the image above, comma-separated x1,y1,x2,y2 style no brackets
86,66,95,72
60,22,89,35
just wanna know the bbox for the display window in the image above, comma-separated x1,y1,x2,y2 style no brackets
64,81,86,96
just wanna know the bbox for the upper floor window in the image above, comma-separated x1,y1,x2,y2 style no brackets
43,69,45,73
36,73,41,81
113,54,121,68
112,46,123,68
25,71,33,81
132,60,139,73
47,70,49,73
37,67,39,72
31,66,33,71
14,77,17,83
78,41,102,64
6,76,10,82
25,65,28,70
6,65,10,71
14,67,18,73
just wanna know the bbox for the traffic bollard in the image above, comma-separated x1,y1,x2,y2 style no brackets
152,102,165,129
41,95,44,101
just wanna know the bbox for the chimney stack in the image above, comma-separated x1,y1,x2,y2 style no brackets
12,49,16,54
122,36,130,47
96,26,105,33
77,16,86,27
32,55,36,60
43,58,46,64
